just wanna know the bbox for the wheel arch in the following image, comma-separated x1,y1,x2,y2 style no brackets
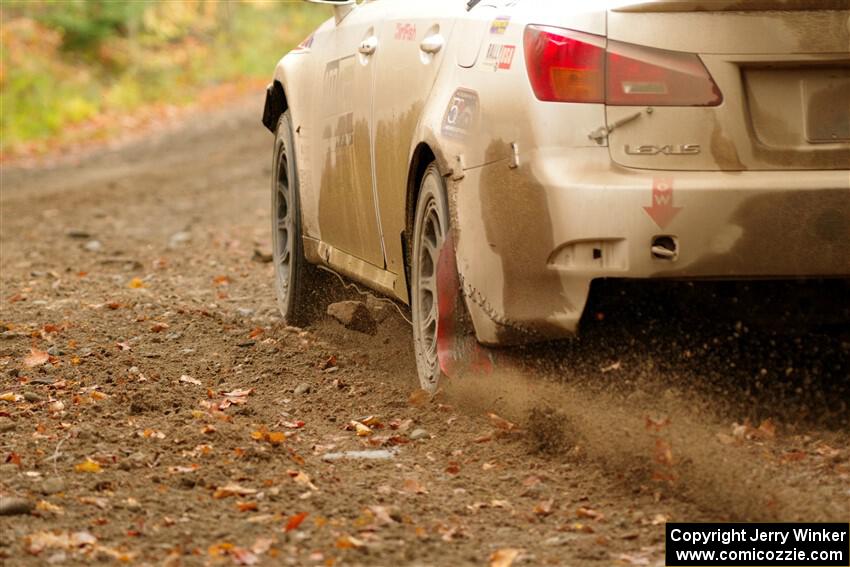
403,143,439,290
262,80,289,133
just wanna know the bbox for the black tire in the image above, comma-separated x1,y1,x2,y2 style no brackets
411,163,449,391
272,111,320,326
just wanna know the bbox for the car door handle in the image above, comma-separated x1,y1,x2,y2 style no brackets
420,34,444,54
359,37,378,55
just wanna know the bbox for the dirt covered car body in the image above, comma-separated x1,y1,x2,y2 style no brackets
263,0,850,382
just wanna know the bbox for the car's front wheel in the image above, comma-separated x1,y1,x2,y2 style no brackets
411,164,450,391
272,111,319,327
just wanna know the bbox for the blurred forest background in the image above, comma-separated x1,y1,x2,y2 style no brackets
0,0,326,158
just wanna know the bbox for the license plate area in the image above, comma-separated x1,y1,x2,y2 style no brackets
804,69,850,143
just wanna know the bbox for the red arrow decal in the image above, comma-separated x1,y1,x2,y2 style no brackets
643,177,682,229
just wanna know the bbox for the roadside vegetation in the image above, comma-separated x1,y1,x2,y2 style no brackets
0,0,326,157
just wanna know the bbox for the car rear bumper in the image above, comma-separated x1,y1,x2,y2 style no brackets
453,146,850,345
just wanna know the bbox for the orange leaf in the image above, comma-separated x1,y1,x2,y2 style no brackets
236,501,258,512
24,348,49,368
128,278,145,289
402,478,427,494
490,548,522,567
285,512,308,532
266,432,286,446
487,412,517,431
74,459,102,473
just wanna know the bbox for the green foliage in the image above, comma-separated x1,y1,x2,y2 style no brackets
0,1,328,153
36,0,149,54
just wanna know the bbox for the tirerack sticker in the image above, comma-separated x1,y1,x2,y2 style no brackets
483,44,516,71
441,88,480,140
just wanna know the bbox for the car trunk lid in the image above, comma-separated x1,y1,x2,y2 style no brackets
605,5,850,170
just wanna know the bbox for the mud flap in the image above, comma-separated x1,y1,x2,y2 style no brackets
435,232,495,378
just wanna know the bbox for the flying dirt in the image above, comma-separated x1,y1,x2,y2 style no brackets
1,97,848,566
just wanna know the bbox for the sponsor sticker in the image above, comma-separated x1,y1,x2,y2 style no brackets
395,23,416,41
441,88,480,140
490,15,510,35
484,44,516,71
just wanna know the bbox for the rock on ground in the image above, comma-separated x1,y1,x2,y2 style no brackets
327,301,377,335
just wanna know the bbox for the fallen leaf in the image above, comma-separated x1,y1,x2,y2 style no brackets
285,512,308,532
127,278,145,289
408,389,429,407
402,478,427,494
236,501,258,512
24,348,50,368
351,421,372,437
180,375,202,386
756,418,776,440
487,412,517,431
213,275,231,286
150,322,169,333
576,506,603,520
533,498,554,516
288,470,318,491
600,361,622,373
490,548,522,567
1,392,22,402
266,432,286,446
654,438,674,466
281,420,305,429
74,459,102,473
335,535,364,549
213,483,257,499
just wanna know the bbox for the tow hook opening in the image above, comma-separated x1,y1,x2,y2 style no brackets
651,235,678,261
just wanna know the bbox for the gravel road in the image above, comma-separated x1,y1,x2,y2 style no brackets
1,96,848,566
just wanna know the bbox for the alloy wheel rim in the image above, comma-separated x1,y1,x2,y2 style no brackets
416,189,445,385
274,149,293,302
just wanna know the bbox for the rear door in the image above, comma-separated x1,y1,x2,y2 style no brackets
371,0,462,280
605,2,850,171
313,1,386,268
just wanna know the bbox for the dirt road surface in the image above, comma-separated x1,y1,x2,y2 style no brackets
1,96,848,566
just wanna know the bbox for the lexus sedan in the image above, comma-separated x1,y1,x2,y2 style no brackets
262,0,850,390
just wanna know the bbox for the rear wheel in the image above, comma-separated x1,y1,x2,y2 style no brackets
272,111,319,326
411,164,449,391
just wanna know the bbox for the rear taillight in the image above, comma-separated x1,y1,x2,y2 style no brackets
524,25,722,107
524,26,605,103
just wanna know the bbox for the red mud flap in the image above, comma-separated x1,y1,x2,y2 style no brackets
435,233,495,378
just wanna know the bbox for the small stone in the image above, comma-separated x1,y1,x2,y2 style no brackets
83,240,103,253
0,418,15,433
41,478,66,495
66,229,91,239
409,429,430,441
236,308,255,318
327,301,377,334
0,463,18,475
293,383,311,396
168,231,192,249
166,332,182,341
47,346,61,356
252,249,273,263
0,496,33,516
23,391,43,403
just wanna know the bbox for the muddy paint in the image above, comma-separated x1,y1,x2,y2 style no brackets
317,117,383,265
655,189,850,278
473,140,575,344
373,102,426,290
710,115,747,171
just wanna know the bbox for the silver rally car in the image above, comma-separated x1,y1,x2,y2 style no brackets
262,0,850,389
